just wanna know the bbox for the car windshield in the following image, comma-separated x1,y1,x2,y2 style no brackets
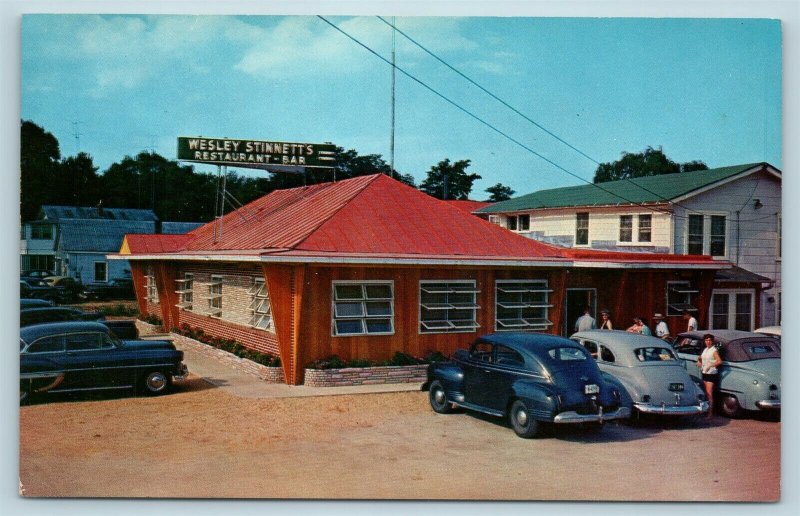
634,347,677,362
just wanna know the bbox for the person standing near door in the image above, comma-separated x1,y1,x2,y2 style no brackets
574,307,596,332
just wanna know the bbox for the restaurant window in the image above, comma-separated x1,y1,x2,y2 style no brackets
495,280,552,331
619,215,633,242
666,281,698,317
576,213,589,245
638,214,652,242
420,280,480,333
207,275,223,317
250,278,273,331
332,281,394,336
174,273,193,311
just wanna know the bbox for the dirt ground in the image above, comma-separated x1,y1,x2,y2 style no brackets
19,378,780,501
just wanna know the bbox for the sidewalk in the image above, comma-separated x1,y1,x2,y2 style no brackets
142,329,423,399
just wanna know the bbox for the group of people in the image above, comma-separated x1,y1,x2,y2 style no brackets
573,308,698,342
573,307,718,418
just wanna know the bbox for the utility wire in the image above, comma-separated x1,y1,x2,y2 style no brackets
376,16,715,218
319,15,676,216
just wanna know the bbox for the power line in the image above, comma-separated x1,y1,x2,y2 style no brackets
318,15,675,217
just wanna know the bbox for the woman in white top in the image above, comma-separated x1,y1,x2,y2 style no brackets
696,334,722,418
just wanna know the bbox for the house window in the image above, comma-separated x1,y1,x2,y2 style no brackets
576,213,589,245
30,224,53,240
506,215,530,231
666,281,698,317
93,262,108,282
332,282,394,336
495,280,553,331
207,275,223,316
507,216,517,231
710,290,754,331
145,266,158,303
686,213,727,257
710,215,726,257
638,215,652,242
250,278,273,331
619,215,633,242
687,215,704,255
174,273,193,311
420,280,480,333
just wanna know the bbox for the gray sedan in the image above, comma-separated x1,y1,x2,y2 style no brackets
571,330,708,417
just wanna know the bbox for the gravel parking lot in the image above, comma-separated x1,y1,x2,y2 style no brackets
19,378,779,501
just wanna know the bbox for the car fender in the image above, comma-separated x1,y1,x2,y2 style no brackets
719,366,776,411
600,371,634,408
510,378,559,419
425,361,464,393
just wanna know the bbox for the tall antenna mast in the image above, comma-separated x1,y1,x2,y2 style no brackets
71,121,83,153
389,16,396,176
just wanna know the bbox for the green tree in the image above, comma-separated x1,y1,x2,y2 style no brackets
58,152,101,207
419,159,481,200
20,120,61,221
485,183,515,202
593,146,708,183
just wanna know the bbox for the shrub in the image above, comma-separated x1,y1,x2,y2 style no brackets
139,313,162,326
174,323,281,369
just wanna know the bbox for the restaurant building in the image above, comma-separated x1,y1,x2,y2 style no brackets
116,174,728,385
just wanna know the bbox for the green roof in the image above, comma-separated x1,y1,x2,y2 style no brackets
479,163,775,213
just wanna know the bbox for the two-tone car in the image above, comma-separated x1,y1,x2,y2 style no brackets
20,321,188,402
423,333,631,438
571,330,708,417
672,330,780,418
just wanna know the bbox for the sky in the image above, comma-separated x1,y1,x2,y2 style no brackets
19,12,782,199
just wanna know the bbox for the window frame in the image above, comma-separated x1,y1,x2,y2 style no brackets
619,215,633,243
638,214,652,243
666,280,699,317
494,279,553,332
331,280,395,337
249,277,274,331
206,275,223,317
419,279,480,334
575,212,589,246
174,272,194,311
145,266,158,304
30,223,53,240
684,212,729,258
93,261,108,283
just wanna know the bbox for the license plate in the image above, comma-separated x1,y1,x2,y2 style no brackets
585,384,599,394
669,383,684,392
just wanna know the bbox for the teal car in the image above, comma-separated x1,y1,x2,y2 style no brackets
672,330,780,418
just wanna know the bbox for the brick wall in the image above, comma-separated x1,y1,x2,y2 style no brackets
303,364,428,387
171,333,285,384
180,311,280,356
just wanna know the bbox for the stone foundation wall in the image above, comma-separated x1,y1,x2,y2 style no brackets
303,364,428,387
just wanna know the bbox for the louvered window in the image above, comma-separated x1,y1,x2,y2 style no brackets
332,282,394,336
495,280,553,331
174,273,193,310
250,278,273,331
420,281,480,333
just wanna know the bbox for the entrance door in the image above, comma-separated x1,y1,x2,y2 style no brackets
564,288,597,336
710,289,754,331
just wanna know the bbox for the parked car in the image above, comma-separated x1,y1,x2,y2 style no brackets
754,326,781,339
570,330,708,417
20,321,187,402
20,279,59,302
672,330,781,418
20,298,55,309
21,270,54,280
423,333,630,438
20,307,139,340
43,276,82,302
80,279,135,301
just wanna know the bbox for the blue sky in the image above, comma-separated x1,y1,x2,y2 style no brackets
21,14,781,199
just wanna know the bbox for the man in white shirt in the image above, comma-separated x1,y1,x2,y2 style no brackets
653,313,670,341
683,310,698,332
574,307,596,332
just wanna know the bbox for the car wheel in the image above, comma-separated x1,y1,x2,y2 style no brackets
428,380,453,414
509,399,540,438
719,394,743,418
140,370,171,396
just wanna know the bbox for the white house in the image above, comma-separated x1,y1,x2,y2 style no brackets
477,162,782,330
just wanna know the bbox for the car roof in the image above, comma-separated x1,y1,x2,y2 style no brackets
21,307,79,314
677,329,767,343
479,332,582,352
20,321,110,342
571,329,672,350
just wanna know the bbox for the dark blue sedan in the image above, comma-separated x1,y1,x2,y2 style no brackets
424,333,631,438
20,321,188,402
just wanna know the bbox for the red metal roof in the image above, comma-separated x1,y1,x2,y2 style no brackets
121,174,724,268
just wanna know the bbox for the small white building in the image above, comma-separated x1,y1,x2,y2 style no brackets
477,162,782,330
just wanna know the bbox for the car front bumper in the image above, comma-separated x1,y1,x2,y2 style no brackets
756,399,781,410
553,406,630,424
634,401,709,415
173,363,189,382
